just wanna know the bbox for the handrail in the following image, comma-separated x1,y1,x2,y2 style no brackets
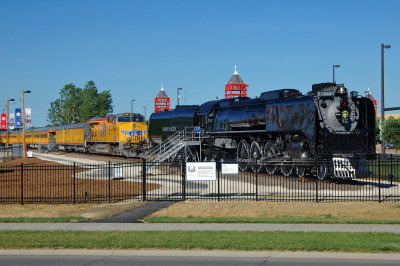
142,130,184,161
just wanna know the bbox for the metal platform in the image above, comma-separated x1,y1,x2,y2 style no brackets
140,127,202,171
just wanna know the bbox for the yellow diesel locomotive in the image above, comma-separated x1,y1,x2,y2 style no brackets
0,113,148,157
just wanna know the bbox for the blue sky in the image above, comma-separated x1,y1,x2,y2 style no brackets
0,0,399,126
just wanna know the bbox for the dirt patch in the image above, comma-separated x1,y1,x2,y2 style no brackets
0,157,159,204
0,201,143,219
149,201,400,220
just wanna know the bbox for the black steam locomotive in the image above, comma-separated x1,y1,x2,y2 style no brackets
149,83,376,179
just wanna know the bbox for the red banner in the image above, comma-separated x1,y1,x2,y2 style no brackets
1,114,6,129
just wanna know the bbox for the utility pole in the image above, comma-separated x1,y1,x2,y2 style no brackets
333,65,340,83
177,88,182,106
22,90,31,159
381,44,390,158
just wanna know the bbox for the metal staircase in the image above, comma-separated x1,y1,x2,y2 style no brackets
141,127,201,171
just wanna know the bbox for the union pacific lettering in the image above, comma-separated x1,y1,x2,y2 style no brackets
120,130,147,137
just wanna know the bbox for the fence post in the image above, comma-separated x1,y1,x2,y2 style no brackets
182,159,186,201
142,159,146,201
390,154,393,186
217,162,220,202
73,162,76,205
378,157,381,203
108,161,111,203
315,160,319,203
256,161,258,201
20,163,24,205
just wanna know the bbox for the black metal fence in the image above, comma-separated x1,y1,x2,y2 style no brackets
0,157,399,204
0,144,23,162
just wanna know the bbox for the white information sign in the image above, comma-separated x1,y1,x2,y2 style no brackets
25,108,32,128
114,165,123,178
27,151,33,158
186,162,216,181
222,163,239,174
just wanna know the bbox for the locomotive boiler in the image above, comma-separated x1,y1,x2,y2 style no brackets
148,83,376,179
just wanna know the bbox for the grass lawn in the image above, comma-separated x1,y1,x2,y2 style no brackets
0,231,399,253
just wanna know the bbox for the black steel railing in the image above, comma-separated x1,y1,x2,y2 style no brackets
0,157,399,204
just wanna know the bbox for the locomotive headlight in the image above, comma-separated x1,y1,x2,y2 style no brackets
341,110,349,119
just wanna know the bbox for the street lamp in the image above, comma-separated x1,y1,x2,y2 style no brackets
131,99,135,113
6,98,15,155
22,90,31,159
142,106,146,121
333,65,340,84
177,88,182,106
381,43,391,158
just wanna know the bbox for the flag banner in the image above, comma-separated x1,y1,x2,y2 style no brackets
9,113,15,130
15,108,21,128
25,108,32,128
1,114,6,129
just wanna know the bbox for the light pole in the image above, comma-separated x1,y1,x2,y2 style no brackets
131,99,135,113
142,106,146,121
177,88,182,106
6,98,15,155
381,43,391,158
333,65,340,83
22,90,31,159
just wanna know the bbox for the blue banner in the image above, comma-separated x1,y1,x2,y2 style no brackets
15,108,22,128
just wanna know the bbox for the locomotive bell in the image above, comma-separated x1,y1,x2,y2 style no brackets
336,86,347,95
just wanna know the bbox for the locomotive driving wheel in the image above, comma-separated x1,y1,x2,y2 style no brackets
237,139,250,171
280,161,294,177
264,141,277,174
296,166,306,178
250,141,263,172
316,164,327,180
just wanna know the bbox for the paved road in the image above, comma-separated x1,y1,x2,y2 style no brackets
1,223,400,233
0,250,399,266
2,256,400,266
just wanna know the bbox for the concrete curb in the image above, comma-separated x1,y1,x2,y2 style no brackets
0,249,399,260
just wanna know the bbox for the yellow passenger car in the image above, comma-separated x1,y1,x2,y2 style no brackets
0,113,148,157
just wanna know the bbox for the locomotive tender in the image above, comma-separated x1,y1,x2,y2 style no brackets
149,83,376,179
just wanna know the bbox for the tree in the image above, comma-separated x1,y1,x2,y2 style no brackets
383,118,400,150
48,83,82,125
48,81,113,125
48,99,62,126
79,81,113,122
